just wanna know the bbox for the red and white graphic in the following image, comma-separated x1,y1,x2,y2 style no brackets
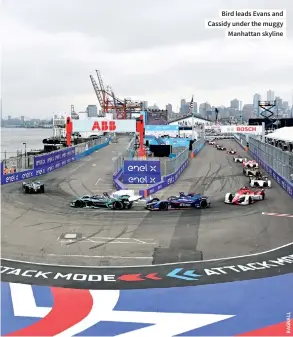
72,118,136,133
92,120,117,131
262,212,293,218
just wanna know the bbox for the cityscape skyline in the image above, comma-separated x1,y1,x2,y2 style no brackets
2,0,292,118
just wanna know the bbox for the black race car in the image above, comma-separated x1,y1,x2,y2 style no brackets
22,181,45,193
243,168,262,177
216,145,226,150
227,149,237,154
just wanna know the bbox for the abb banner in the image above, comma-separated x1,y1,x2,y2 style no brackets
72,119,136,133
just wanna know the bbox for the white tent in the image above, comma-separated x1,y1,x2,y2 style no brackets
265,127,293,142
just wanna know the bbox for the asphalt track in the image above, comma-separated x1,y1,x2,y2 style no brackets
1,139,293,286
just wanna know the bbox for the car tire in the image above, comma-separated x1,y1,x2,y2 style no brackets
87,201,93,207
159,202,168,211
248,196,253,204
254,182,259,187
40,186,45,193
113,201,123,210
200,199,208,209
25,187,29,193
263,182,268,188
75,200,85,208
261,192,265,200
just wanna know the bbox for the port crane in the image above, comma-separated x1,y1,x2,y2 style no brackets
89,70,142,119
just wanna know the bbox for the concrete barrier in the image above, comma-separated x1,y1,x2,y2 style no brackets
75,141,110,160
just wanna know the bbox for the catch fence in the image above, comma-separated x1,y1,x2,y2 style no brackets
2,136,109,173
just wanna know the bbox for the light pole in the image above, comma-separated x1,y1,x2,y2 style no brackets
23,142,27,169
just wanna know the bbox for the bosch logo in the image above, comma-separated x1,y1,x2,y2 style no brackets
92,121,117,131
236,126,256,132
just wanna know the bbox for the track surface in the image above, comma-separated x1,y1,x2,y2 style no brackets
1,139,293,267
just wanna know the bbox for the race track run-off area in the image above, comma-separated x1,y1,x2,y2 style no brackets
1,138,293,336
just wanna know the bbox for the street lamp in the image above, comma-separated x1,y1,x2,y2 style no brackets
23,142,27,169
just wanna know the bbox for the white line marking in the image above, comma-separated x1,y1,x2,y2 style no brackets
69,163,84,173
71,239,155,245
92,164,96,167
262,212,293,218
95,178,102,186
2,242,293,268
132,238,148,244
47,254,153,260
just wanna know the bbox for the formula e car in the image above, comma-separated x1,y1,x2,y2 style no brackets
70,192,136,210
243,160,259,168
243,167,262,177
22,181,45,193
224,186,265,205
145,193,211,211
216,145,226,150
227,149,237,154
249,175,272,188
233,155,247,163
208,140,215,145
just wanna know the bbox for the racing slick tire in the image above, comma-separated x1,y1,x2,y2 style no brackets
86,201,93,207
112,201,124,210
40,185,45,193
200,199,209,209
261,192,265,200
262,181,268,188
75,200,85,208
228,193,233,203
159,202,169,211
248,197,253,204
252,181,259,187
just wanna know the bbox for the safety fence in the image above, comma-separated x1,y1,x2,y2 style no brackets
1,136,110,185
112,135,137,175
234,134,293,198
112,138,205,196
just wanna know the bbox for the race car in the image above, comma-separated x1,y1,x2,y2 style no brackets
208,140,215,145
233,155,247,163
224,186,265,205
70,192,136,210
243,167,262,177
145,193,211,211
227,149,237,154
249,175,272,188
22,181,45,193
216,145,226,150
242,160,259,168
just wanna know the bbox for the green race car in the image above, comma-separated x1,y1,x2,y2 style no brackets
70,192,134,210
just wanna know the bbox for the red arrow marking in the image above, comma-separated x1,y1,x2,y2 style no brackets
145,273,162,280
236,319,293,336
5,287,93,336
118,274,145,281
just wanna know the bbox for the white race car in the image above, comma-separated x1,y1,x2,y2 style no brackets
233,155,247,163
249,176,272,188
243,160,259,168
111,190,142,202
209,140,215,145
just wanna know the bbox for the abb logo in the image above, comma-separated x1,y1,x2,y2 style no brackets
236,126,257,132
92,121,116,131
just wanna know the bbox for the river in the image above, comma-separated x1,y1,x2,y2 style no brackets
1,128,53,159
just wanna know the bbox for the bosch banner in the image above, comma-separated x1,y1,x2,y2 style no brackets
220,125,263,134
72,119,136,133
123,160,161,184
34,148,75,168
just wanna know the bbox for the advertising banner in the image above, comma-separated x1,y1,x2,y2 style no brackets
146,110,168,125
1,157,75,185
34,148,75,168
72,119,136,133
123,160,161,184
145,125,179,137
221,125,263,134
162,138,190,148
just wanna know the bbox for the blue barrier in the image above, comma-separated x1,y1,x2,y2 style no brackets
1,139,110,185
75,141,110,160
113,169,127,191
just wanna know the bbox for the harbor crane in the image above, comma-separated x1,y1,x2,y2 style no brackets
89,70,142,119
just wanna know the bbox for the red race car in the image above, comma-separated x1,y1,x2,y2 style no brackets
224,186,265,205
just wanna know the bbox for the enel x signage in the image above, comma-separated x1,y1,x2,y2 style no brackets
123,160,162,185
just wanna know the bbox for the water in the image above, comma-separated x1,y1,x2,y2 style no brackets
1,128,53,159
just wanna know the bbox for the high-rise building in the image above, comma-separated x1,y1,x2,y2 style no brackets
21,116,25,124
253,93,261,116
166,103,172,114
267,90,274,101
142,101,148,110
86,105,98,117
230,99,239,110
199,102,211,118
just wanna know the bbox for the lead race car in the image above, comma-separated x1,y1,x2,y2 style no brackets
225,186,265,205
22,181,45,193
70,190,142,210
243,160,259,168
145,192,211,211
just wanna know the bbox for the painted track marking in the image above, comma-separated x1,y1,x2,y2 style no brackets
262,212,293,218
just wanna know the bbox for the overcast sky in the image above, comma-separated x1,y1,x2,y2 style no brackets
2,0,293,118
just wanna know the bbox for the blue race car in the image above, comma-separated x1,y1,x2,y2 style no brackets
145,192,211,211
